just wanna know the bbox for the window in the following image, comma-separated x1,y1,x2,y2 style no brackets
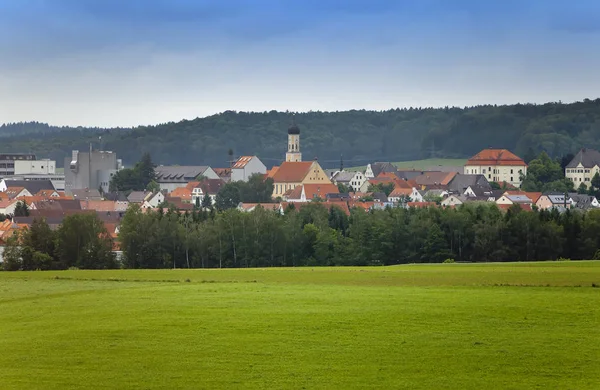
482,169,486,174
511,169,513,174
488,174,491,179
586,169,590,173
510,177,513,182
586,178,591,182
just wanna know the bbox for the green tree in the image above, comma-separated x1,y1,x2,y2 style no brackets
337,183,350,193
56,213,117,269
146,180,161,193
13,201,29,217
1,232,22,271
201,193,213,210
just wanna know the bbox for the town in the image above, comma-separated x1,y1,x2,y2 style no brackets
0,121,599,267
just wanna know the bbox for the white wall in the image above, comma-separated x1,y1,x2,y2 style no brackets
231,157,267,182
14,159,56,175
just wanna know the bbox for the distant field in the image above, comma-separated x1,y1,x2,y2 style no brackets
1,262,599,389
348,158,467,171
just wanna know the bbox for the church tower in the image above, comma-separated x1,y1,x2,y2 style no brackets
285,119,302,162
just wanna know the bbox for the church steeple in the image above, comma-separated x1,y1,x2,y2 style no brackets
286,116,302,162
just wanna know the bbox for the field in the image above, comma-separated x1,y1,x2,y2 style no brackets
1,262,600,389
348,158,467,172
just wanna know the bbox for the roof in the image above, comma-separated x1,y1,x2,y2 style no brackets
127,191,148,203
568,193,598,209
1,179,55,194
80,200,118,212
395,170,424,180
371,192,388,202
543,194,568,204
414,171,458,187
506,194,533,203
238,203,281,212
447,174,490,193
369,162,397,177
266,166,279,179
566,148,600,168
288,124,300,135
271,161,313,183
34,189,58,197
170,187,193,201
155,166,211,182
71,189,102,200
5,187,28,199
303,184,339,200
232,156,255,169
389,187,413,197
504,191,542,203
199,179,224,195
0,199,18,209
332,171,355,183
103,192,129,202
286,185,303,201
465,149,527,167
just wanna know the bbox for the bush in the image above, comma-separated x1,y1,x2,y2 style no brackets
443,258,455,264
593,250,600,260
68,266,80,271
556,257,571,262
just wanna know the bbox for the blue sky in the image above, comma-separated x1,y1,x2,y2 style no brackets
1,0,600,127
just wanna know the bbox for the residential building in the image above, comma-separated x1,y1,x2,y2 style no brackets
0,174,65,191
365,162,397,179
64,149,122,195
5,187,32,199
387,187,413,203
271,160,331,198
286,183,339,202
331,171,367,192
141,192,165,209
496,194,533,206
231,156,267,182
71,188,103,201
154,165,219,192
446,174,491,194
413,171,457,190
213,168,232,183
0,153,36,176
568,193,600,210
565,148,600,186
536,194,568,210
464,148,527,187
286,122,302,162
190,179,225,206
441,195,465,207
0,179,56,194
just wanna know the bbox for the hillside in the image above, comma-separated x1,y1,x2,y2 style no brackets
2,98,600,168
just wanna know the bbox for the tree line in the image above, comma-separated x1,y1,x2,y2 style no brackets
116,202,600,269
2,213,116,271
3,99,600,168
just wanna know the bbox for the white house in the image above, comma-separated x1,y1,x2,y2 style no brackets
441,195,465,207
411,188,424,202
231,156,267,182
0,199,19,215
464,148,527,188
565,148,600,187
141,192,165,208
190,179,224,206
331,171,367,192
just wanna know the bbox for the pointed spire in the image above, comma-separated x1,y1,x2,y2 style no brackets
340,153,344,172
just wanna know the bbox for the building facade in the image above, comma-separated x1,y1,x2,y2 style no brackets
565,148,600,187
231,156,267,182
0,153,37,177
14,159,56,175
464,149,527,188
64,150,123,195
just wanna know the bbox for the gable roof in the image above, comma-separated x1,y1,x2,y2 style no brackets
127,191,148,203
286,185,303,201
2,179,55,194
447,174,490,193
170,187,193,200
303,184,339,200
80,200,118,212
332,171,355,183
71,189,102,201
103,192,129,202
389,187,413,198
543,194,568,204
465,149,527,167
5,187,28,199
271,161,313,183
566,148,600,168
414,171,458,187
199,179,224,195
370,162,397,177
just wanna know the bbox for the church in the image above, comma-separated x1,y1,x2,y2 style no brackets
268,121,332,198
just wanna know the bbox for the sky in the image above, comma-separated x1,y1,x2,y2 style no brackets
1,0,600,127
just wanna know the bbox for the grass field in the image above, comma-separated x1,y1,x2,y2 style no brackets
1,262,599,389
348,158,467,172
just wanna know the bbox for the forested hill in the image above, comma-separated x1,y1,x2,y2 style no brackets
2,98,600,168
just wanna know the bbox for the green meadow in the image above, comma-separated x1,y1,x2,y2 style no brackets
1,262,599,389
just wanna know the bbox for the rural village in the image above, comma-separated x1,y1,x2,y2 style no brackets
1,122,600,267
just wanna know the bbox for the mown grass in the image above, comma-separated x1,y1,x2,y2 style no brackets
1,262,599,389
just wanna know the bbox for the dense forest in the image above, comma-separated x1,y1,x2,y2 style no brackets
2,98,600,168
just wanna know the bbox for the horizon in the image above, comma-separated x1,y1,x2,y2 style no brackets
2,0,600,127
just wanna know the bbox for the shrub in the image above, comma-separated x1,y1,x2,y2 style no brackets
443,258,455,264
593,250,600,260
556,257,571,262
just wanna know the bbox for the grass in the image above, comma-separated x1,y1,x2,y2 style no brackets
1,262,600,389
348,158,467,172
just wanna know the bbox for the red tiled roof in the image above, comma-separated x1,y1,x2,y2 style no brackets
271,162,313,183
389,188,412,197
466,149,527,167
170,187,193,200
414,172,457,187
266,166,279,179
286,186,303,200
503,191,542,203
80,200,117,212
213,168,232,178
199,179,224,195
303,184,339,200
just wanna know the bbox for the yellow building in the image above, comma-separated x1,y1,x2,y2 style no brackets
271,160,331,198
